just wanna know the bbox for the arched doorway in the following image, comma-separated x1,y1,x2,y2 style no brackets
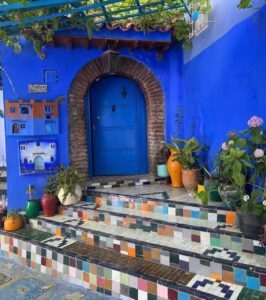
88,76,148,176
68,51,165,177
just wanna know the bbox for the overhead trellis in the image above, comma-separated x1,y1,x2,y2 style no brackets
0,0,211,57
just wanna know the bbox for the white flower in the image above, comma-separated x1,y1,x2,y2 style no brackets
222,142,228,151
254,149,264,158
243,195,250,202
263,200,266,206
228,140,235,146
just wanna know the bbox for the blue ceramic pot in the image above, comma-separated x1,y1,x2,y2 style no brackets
157,164,169,178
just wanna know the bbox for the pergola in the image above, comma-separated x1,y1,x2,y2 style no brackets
0,0,192,35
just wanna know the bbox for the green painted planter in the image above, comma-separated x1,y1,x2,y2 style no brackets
204,178,222,202
26,200,40,218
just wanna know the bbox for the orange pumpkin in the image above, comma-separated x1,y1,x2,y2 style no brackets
4,215,22,231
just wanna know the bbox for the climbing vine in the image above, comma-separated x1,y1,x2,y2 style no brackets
0,0,212,58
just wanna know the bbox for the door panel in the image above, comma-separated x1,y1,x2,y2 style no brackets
89,76,148,176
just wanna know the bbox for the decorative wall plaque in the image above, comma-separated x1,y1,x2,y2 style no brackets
28,84,48,93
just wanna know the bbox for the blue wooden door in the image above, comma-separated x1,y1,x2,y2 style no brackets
89,76,148,176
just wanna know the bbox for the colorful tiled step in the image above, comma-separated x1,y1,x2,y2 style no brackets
59,202,265,256
31,215,266,292
87,191,237,226
1,228,265,300
86,177,165,190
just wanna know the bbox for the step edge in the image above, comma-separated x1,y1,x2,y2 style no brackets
0,228,229,300
34,216,266,273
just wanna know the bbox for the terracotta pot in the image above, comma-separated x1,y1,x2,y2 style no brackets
167,151,183,188
41,194,58,217
182,169,200,191
4,215,22,231
57,184,82,206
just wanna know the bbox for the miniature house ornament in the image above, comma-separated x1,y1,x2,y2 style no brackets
5,99,59,136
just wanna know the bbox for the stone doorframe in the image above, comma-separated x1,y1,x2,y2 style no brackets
68,51,165,177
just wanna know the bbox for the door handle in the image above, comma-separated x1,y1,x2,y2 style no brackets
92,125,95,130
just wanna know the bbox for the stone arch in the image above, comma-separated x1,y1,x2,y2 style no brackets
68,51,165,177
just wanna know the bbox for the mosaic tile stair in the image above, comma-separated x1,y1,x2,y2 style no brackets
86,191,237,226
31,215,266,292
86,177,166,190
59,202,266,256
1,228,265,300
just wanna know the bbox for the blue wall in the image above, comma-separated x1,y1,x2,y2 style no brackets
0,29,183,210
184,6,266,169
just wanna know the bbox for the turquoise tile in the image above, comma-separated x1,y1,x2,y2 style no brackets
247,276,260,290
163,206,168,214
234,268,246,282
192,211,200,219
82,261,89,272
179,291,190,300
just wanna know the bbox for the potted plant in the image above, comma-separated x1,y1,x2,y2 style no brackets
4,209,22,231
169,137,205,191
157,142,170,179
41,175,58,217
235,116,266,237
57,166,83,206
165,139,183,188
26,184,40,218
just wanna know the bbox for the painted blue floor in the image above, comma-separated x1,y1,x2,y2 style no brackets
0,257,118,300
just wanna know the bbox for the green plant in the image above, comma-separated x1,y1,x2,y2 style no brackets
6,209,19,218
0,0,211,57
197,190,209,205
216,147,253,193
25,184,37,200
238,0,253,9
217,116,266,215
44,175,58,195
166,137,205,170
56,166,84,201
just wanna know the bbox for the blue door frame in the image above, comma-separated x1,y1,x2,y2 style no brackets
86,76,148,177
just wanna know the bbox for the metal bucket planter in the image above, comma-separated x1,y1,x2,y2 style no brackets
237,209,266,239
218,184,240,209
204,178,222,202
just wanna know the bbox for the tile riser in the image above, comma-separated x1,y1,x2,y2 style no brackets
59,206,265,257
87,193,237,226
0,232,210,300
31,218,266,292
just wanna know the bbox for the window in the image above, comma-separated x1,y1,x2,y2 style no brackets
36,142,40,147
44,106,52,113
20,145,26,150
10,107,16,114
50,144,55,149
20,124,26,129
20,105,31,116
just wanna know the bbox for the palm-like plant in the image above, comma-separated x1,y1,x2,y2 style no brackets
166,137,205,170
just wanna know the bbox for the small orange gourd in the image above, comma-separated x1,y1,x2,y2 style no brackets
4,210,22,231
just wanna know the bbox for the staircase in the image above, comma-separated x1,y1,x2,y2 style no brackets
1,184,266,299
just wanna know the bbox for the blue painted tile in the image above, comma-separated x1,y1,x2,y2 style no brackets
247,276,260,290
192,211,200,219
163,206,168,214
234,268,247,282
82,261,90,272
179,291,190,300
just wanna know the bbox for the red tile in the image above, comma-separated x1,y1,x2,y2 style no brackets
168,288,178,300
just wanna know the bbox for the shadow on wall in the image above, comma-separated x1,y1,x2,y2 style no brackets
0,90,6,166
